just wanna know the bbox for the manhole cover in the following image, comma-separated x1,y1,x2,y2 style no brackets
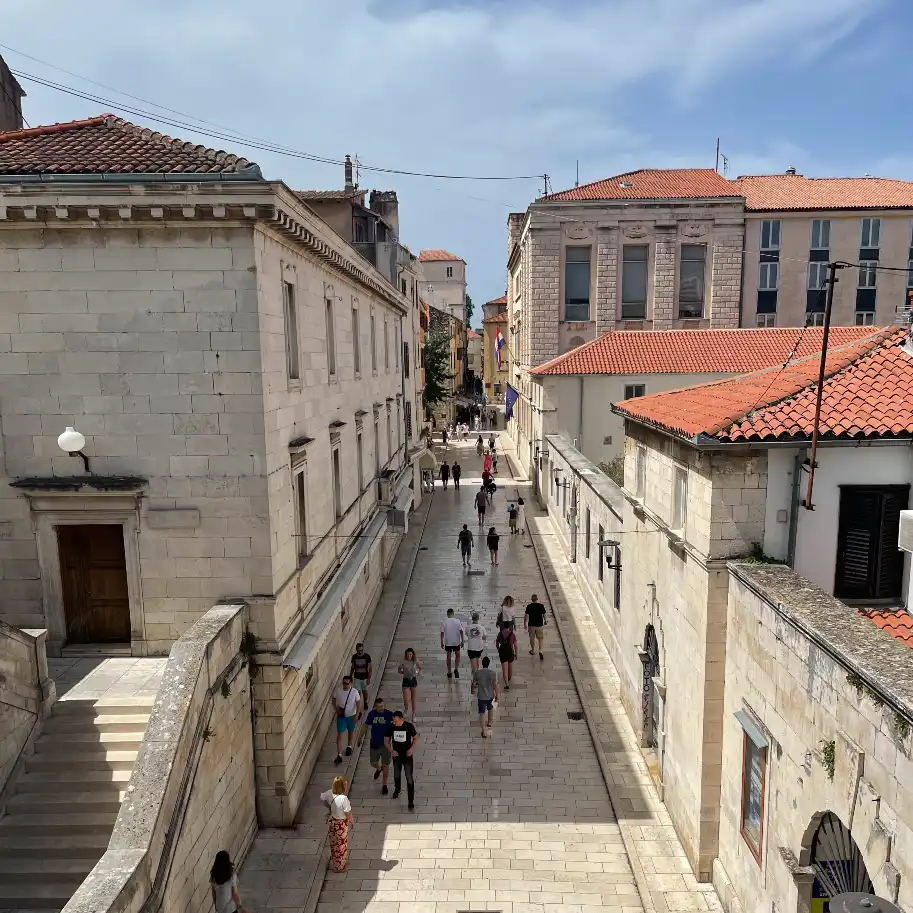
467,570,485,576
567,710,585,721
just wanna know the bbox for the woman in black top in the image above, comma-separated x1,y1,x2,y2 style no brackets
452,462,462,489
487,527,500,566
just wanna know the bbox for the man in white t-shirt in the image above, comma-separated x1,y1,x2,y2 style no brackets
440,608,465,679
331,676,362,764
466,611,487,673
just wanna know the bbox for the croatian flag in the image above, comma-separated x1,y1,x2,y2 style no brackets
495,328,506,370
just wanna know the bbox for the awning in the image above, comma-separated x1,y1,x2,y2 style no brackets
283,511,388,670
419,451,438,471
734,709,769,748
393,485,413,512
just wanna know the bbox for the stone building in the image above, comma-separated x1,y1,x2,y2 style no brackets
0,114,424,824
0,56,24,132
481,295,509,402
418,248,467,321
538,325,913,909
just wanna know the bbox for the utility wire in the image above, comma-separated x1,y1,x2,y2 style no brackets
9,67,544,182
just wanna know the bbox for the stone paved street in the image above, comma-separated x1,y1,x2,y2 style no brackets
241,434,720,913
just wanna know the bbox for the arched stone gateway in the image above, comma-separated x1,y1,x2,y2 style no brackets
801,811,874,912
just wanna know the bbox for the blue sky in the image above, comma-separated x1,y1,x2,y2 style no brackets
0,0,907,324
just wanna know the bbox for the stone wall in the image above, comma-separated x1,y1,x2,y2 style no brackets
62,603,256,913
0,621,54,799
527,228,560,367
716,564,913,913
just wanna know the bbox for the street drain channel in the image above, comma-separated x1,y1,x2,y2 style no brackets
567,710,585,721
467,570,485,576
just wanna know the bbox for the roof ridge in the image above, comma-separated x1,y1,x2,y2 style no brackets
0,115,110,143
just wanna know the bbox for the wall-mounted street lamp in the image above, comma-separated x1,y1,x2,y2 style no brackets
598,538,622,570
58,426,90,472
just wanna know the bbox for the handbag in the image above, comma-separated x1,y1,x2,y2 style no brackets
336,688,353,718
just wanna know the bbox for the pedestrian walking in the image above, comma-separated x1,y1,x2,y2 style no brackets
210,850,245,913
442,427,448,447
497,594,516,631
476,436,484,456
364,698,393,795
398,647,422,718
507,501,518,534
475,487,487,525
462,423,469,441
487,527,500,565
517,496,525,535
488,434,495,452
441,607,464,678
492,452,499,474
387,711,418,809
452,461,462,490
331,675,362,763
458,523,474,568
471,656,499,738
525,594,548,661
483,452,493,475
496,623,518,689
350,643,372,701
466,612,487,672
320,775,354,872
440,461,450,489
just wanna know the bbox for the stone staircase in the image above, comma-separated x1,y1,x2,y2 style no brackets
0,696,155,911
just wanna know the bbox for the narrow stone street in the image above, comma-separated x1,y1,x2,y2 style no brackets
241,433,716,913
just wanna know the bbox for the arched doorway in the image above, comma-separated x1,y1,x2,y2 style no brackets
808,812,873,910
642,625,661,748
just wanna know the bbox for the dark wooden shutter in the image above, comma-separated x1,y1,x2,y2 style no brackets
877,489,906,598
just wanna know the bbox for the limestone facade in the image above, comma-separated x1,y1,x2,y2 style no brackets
0,180,423,824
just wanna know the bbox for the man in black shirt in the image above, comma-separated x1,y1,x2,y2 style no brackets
525,594,548,660
386,710,418,810
350,643,372,701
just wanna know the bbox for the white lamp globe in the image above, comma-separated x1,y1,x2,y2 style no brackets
58,426,86,454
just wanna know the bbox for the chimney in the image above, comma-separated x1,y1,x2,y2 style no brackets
785,166,797,175
344,154,355,192
369,190,399,240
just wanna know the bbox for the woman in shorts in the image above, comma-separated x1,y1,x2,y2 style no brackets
497,594,516,631
398,647,422,719
496,623,518,690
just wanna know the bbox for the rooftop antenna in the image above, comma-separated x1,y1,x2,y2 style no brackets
721,154,730,178
575,160,579,188
715,138,720,173
353,154,361,189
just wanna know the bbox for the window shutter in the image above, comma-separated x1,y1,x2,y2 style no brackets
835,490,879,599
876,490,906,598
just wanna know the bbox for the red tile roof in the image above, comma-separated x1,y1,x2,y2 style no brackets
482,313,507,324
532,327,879,376
858,608,913,648
486,295,507,306
613,327,913,443
467,329,481,339
294,189,365,202
419,249,463,262
543,168,739,202
735,173,913,211
0,115,258,175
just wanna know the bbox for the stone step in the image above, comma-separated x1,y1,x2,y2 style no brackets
0,857,96,877
25,750,137,773
53,698,155,716
6,791,124,815
13,769,132,792
34,731,146,753
43,713,152,734
0,832,109,858
0,811,118,833
0,879,84,906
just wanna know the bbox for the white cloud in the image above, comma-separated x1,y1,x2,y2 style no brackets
0,0,886,302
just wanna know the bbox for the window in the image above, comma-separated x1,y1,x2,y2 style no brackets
678,244,706,318
396,401,401,452
861,217,881,249
739,723,767,861
624,384,646,400
908,259,913,289
370,310,377,372
352,305,363,375
384,318,389,371
855,311,875,326
386,412,392,462
760,219,780,251
755,313,776,328
635,445,646,499
404,342,410,378
395,325,400,371
401,278,407,296
835,486,909,600
294,468,308,560
810,219,830,250
564,246,591,321
672,465,687,532
332,448,342,520
283,280,300,381
597,524,605,582
356,432,364,491
325,297,336,378
585,508,591,560
858,261,877,288
758,262,779,290
373,418,380,475
806,312,826,327
404,401,412,441
621,245,648,319
446,266,453,278
808,262,828,291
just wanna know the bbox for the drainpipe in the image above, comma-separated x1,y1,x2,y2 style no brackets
577,377,585,448
786,448,806,568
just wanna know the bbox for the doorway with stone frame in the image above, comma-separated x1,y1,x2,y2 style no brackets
639,622,666,793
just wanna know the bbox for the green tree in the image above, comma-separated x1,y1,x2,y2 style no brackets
423,330,451,409
465,294,474,324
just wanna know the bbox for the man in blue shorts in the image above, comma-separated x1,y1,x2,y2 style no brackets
364,697,393,794
331,675,362,764
471,656,499,738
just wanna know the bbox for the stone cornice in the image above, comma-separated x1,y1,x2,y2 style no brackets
0,180,410,315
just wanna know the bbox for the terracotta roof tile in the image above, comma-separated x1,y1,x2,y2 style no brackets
294,189,365,202
0,115,259,176
543,168,739,202
482,313,507,323
418,249,463,262
858,609,913,648
486,295,507,305
735,173,913,211
532,327,878,376
613,327,913,442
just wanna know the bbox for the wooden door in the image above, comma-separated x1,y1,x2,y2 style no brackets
57,524,131,644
